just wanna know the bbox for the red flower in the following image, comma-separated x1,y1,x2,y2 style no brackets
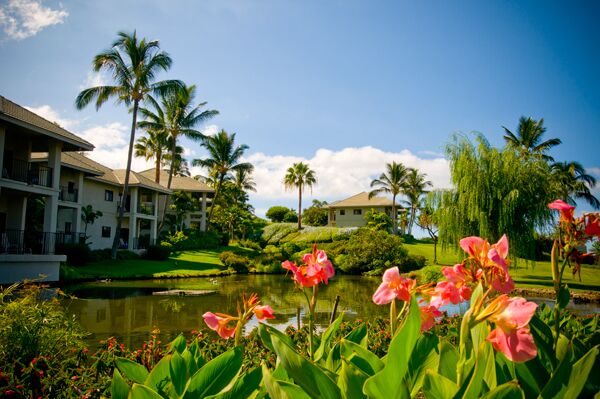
585,213,600,238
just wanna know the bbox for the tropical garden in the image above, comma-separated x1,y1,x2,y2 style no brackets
1,30,600,398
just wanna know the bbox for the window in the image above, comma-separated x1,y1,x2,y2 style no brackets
339,210,345,216
102,226,111,238
105,190,114,201
353,209,362,215
64,222,72,233
68,181,75,193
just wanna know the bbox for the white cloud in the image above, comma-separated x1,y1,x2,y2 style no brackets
0,0,68,40
202,124,219,136
79,71,109,89
586,167,600,177
24,104,77,129
245,146,452,206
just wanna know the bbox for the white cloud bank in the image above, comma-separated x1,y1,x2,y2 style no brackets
0,0,68,40
25,104,78,130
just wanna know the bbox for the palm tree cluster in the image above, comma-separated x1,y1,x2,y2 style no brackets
76,31,255,255
284,162,317,230
369,161,432,235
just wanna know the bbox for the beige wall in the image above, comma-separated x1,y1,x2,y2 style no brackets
80,179,120,250
328,206,392,228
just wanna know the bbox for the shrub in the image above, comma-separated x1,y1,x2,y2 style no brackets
336,229,408,274
261,223,298,245
117,250,140,260
266,206,293,223
55,243,91,266
145,244,171,261
91,249,139,261
219,251,250,273
239,239,261,251
282,210,298,223
420,265,444,284
398,254,427,272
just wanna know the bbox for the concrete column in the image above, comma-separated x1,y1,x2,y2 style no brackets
128,187,138,248
47,141,61,190
43,141,61,234
200,192,207,232
73,206,81,234
150,218,157,245
6,196,27,230
153,192,159,217
77,172,84,205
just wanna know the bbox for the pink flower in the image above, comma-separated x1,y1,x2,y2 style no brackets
420,305,442,332
460,234,514,294
483,296,538,362
548,199,575,222
253,305,275,321
282,245,335,287
372,267,416,304
203,312,237,339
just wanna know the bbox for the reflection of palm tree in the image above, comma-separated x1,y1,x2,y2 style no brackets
284,162,317,230
551,161,599,209
503,117,561,161
75,31,183,259
403,168,432,236
369,161,408,235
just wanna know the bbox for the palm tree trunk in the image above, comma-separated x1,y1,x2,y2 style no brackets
298,184,302,230
157,137,177,232
392,194,397,235
207,175,224,230
407,205,416,236
155,150,161,183
111,100,139,259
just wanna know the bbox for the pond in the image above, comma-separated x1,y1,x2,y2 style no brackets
61,275,598,348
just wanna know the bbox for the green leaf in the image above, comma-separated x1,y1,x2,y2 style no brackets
315,313,344,361
363,296,421,399
345,323,368,348
438,341,459,382
169,334,187,354
182,348,198,376
271,334,342,399
170,352,187,397
144,354,171,393
110,369,130,399
422,370,458,399
130,383,164,399
563,345,599,399
513,357,546,398
340,339,384,376
461,342,493,399
206,367,263,399
325,342,343,373
407,334,440,397
258,323,294,354
261,364,311,399
479,381,524,399
183,346,243,399
557,286,570,309
528,314,556,370
338,358,369,399
538,344,574,399
116,357,150,384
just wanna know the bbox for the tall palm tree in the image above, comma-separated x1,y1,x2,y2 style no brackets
75,31,183,259
232,166,256,205
403,168,432,235
284,162,317,230
503,116,562,161
369,161,409,234
551,161,599,209
192,130,252,227
134,129,169,183
162,144,190,176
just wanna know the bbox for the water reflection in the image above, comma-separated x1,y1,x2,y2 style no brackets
61,275,597,348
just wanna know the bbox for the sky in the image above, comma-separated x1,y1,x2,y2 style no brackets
1,0,599,227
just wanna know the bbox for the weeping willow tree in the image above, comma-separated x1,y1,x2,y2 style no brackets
438,133,557,258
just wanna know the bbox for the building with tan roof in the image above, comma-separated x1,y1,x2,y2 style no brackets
326,191,401,228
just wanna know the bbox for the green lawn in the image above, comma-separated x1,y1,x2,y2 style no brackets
404,241,600,292
61,246,255,280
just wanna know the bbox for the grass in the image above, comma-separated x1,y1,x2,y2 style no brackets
404,241,600,292
62,246,256,280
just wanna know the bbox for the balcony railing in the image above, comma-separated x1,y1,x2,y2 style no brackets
1,158,53,188
0,230,86,255
137,203,155,215
131,236,156,250
59,186,78,202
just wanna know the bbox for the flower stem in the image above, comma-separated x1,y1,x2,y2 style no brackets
308,285,318,361
390,299,397,336
553,255,570,351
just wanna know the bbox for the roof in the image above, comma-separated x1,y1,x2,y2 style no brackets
327,192,396,208
31,152,103,176
138,169,214,192
0,96,94,151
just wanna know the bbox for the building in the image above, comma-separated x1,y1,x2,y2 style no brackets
138,169,213,232
0,95,94,283
326,191,399,228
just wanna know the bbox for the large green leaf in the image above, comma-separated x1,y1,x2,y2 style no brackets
262,364,311,399
170,352,187,397
340,339,384,376
363,296,421,399
169,334,187,354
271,334,342,399
130,383,164,399
338,358,369,399
563,345,599,399
422,370,459,399
512,357,545,398
206,367,262,399
345,323,368,348
145,354,172,393
258,323,295,354
183,346,243,399
438,341,459,382
479,381,524,399
116,357,150,384
315,313,344,361
528,314,556,370
110,369,130,399
181,348,198,376
461,342,493,399
407,334,440,397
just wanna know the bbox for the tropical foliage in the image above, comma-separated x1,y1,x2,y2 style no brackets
283,162,317,230
369,161,408,235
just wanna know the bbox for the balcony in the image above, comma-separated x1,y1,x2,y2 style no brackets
1,158,53,188
59,186,78,202
137,202,155,215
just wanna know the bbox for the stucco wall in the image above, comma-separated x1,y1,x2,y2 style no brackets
80,179,120,250
329,206,391,228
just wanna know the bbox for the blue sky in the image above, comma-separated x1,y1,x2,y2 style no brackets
1,0,599,223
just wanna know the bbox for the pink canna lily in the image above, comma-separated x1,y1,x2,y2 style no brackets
548,199,575,222
283,245,335,287
372,267,416,304
420,305,442,332
253,305,275,321
203,312,237,339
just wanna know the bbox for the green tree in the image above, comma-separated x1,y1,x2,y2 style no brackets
364,209,393,232
192,130,252,228
232,166,256,205
369,161,409,235
75,31,183,259
266,206,292,223
134,129,170,183
403,168,432,236
416,191,443,264
80,205,103,240
284,162,317,230
551,161,599,209
303,199,328,226
503,116,562,162
439,133,557,257
169,191,194,232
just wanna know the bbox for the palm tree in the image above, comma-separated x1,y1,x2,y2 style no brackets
162,144,190,176
192,130,252,227
284,162,317,230
551,161,599,209
232,166,256,205
134,129,169,183
403,168,432,235
503,117,562,161
369,161,409,234
75,31,183,259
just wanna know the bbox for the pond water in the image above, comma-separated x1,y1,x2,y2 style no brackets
60,275,598,349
